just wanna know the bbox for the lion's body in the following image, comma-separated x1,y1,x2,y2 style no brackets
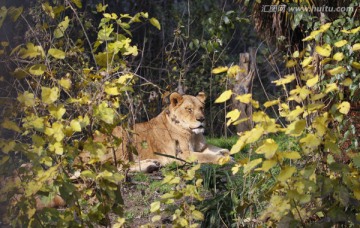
97,92,229,172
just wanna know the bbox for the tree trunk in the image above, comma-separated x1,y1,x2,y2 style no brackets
231,48,256,132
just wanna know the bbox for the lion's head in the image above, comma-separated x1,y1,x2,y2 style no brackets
166,92,206,134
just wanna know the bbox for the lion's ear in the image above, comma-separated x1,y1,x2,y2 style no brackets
170,92,183,107
196,92,206,103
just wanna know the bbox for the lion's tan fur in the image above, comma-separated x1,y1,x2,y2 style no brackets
98,92,229,172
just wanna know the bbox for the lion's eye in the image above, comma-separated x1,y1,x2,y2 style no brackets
186,107,193,113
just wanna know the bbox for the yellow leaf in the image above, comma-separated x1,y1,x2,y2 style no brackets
48,48,66,59
226,109,241,126
17,91,35,107
315,44,332,57
325,83,338,93
264,99,280,108
286,106,304,121
29,64,46,76
273,74,296,86
105,86,120,95
334,40,347,47
54,16,70,39
192,210,204,221
49,141,63,155
235,93,252,104
215,90,232,103
260,159,277,172
351,62,360,70
342,78,352,86
350,26,360,34
281,151,301,160
243,158,262,174
151,215,161,223
319,22,332,32
218,155,231,165
94,102,115,124
1,119,21,132
256,139,278,159
58,77,71,89
302,30,321,41
285,119,306,136
292,51,299,58
320,57,332,65
328,66,346,75
149,17,161,30
2,140,16,153
301,56,313,67
230,139,245,154
70,119,82,132
338,101,350,114
333,52,344,61
227,65,243,77
286,59,297,68
45,122,64,141
300,133,321,154
353,43,360,51
277,166,296,183
306,75,318,87
41,87,59,104
150,201,161,213
48,105,66,120
211,66,228,74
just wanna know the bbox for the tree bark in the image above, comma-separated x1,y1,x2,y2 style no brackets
231,48,256,132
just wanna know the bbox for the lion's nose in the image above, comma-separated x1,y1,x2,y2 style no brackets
197,117,205,122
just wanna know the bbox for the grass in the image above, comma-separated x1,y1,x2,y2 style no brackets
124,133,297,227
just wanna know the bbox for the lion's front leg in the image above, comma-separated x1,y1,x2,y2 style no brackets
129,159,162,173
203,144,230,156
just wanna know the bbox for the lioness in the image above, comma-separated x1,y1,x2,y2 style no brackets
96,92,230,172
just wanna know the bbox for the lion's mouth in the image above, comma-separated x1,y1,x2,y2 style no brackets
191,126,205,134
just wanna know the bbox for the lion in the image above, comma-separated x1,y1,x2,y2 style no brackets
94,92,230,172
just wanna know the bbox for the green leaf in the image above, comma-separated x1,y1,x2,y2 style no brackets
71,0,82,8
149,17,161,30
7,6,23,22
41,87,59,105
54,16,70,38
48,48,66,59
29,64,46,76
215,90,232,103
